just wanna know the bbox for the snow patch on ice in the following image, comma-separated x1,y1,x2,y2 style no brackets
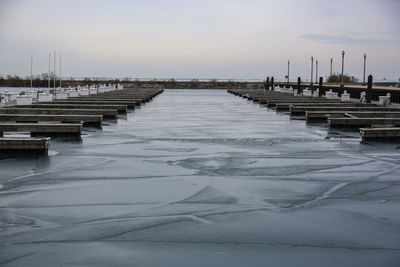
48,151,59,156
177,185,237,204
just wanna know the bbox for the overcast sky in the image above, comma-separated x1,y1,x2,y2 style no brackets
0,0,399,81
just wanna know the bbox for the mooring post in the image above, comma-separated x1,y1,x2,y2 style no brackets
366,75,373,103
297,77,302,94
265,77,269,91
270,77,274,91
318,77,323,97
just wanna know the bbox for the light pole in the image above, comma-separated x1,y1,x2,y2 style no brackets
311,56,314,86
30,54,33,89
363,53,367,84
341,50,345,88
48,53,51,89
330,57,333,77
315,60,318,83
53,51,56,89
287,60,290,84
59,55,62,88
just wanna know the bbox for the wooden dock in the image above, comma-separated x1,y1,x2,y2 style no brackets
290,106,400,115
16,103,128,113
0,137,50,155
360,128,400,142
306,111,400,121
0,114,102,126
0,108,118,119
329,118,400,128
276,102,375,111
47,100,138,108
0,122,83,137
0,87,164,154
229,88,400,142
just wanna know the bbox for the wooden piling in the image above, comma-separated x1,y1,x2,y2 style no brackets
318,77,323,97
297,77,302,94
366,75,373,104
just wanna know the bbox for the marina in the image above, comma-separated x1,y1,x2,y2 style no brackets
0,90,399,266
1,0,400,266
229,87,400,142
0,86,163,152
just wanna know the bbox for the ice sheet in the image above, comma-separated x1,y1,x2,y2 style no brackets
1,89,399,266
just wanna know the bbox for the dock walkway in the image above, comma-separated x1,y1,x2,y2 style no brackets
0,87,164,153
229,88,400,142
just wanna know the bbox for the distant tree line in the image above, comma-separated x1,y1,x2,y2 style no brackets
326,73,359,83
2,74,397,89
0,75,255,89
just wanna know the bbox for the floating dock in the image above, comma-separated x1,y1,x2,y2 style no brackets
0,114,102,126
0,137,50,155
360,127,400,142
0,87,164,154
229,88,400,142
16,103,128,113
0,122,83,137
0,108,118,119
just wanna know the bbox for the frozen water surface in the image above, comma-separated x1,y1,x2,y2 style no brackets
1,89,400,266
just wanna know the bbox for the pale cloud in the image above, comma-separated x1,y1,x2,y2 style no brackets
301,34,398,45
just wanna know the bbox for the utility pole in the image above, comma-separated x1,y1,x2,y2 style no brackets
30,54,33,89
48,53,51,89
341,50,345,88
53,51,56,89
363,53,367,85
59,55,62,88
310,56,314,86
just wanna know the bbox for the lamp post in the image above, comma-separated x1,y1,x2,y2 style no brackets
53,51,56,89
287,60,290,84
330,57,333,77
363,53,367,85
311,56,314,86
341,50,345,88
48,53,51,89
59,55,62,88
30,54,33,89
315,60,318,83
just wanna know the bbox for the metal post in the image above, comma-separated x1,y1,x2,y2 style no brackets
48,53,51,89
363,53,366,84
265,77,269,91
318,77,323,97
30,54,33,89
297,77,302,94
315,60,318,83
341,50,345,88
53,51,56,89
310,56,314,87
59,55,62,88
330,57,333,77
366,75,373,103
287,60,290,85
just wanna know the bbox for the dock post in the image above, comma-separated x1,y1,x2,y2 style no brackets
265,77,269,91
366,75,373,104
318,77,323,97
297,77,302,94
271,77,274,91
